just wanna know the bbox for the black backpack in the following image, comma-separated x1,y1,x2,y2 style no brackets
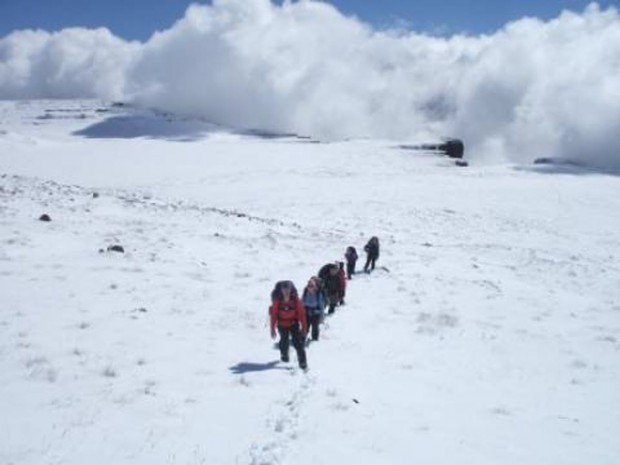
318,263,335,281
346,246,357,261
271,280,298,302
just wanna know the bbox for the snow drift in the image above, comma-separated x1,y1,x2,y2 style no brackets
1,0,619,169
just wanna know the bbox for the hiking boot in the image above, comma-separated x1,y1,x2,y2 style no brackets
281,353,289,363
299,361,308,370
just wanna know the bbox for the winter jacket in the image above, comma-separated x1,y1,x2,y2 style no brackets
345,248,358,264
337,269,347,291
270,297,308,333
364,241,380,259
302,289,325,317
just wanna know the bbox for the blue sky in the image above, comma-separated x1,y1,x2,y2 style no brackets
0,0,617,40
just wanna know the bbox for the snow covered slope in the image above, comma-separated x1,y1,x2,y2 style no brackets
1,100,619,464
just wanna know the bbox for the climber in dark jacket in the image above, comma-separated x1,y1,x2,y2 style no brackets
363,236,380,273
318,263,342,314
345,246,358,279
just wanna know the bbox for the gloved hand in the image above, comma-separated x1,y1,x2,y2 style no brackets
271,329,277,339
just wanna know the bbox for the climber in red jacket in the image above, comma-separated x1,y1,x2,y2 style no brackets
269,280,308,369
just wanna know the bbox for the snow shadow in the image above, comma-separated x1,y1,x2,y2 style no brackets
514,162,620,177
72,115,218,141
239,129,320,142
229,361,289,374
73,114,319,143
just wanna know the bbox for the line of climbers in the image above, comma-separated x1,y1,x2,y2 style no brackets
269,236,381,370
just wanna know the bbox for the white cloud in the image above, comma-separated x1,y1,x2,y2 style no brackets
1,0,619,169
0,27,138,100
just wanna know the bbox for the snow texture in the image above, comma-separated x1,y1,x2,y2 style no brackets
0,99,619,464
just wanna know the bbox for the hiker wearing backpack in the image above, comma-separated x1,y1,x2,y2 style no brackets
345,246,358,279
337,262,347,305
317,262,333,309
270,281,308,369
302,277,325,341
363,236,380,273
318,263,343,314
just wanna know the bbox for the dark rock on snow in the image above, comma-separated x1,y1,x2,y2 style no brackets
39,214,51,222
441,139,465,159
107,245,125,253
399,138,465,159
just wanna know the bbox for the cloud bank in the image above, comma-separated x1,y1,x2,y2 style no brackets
0,28,138,100
1,0,619,169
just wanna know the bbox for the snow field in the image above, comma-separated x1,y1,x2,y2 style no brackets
1,100,619,464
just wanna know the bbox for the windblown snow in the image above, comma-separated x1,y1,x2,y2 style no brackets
0,100,619,464
1,0,620,169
